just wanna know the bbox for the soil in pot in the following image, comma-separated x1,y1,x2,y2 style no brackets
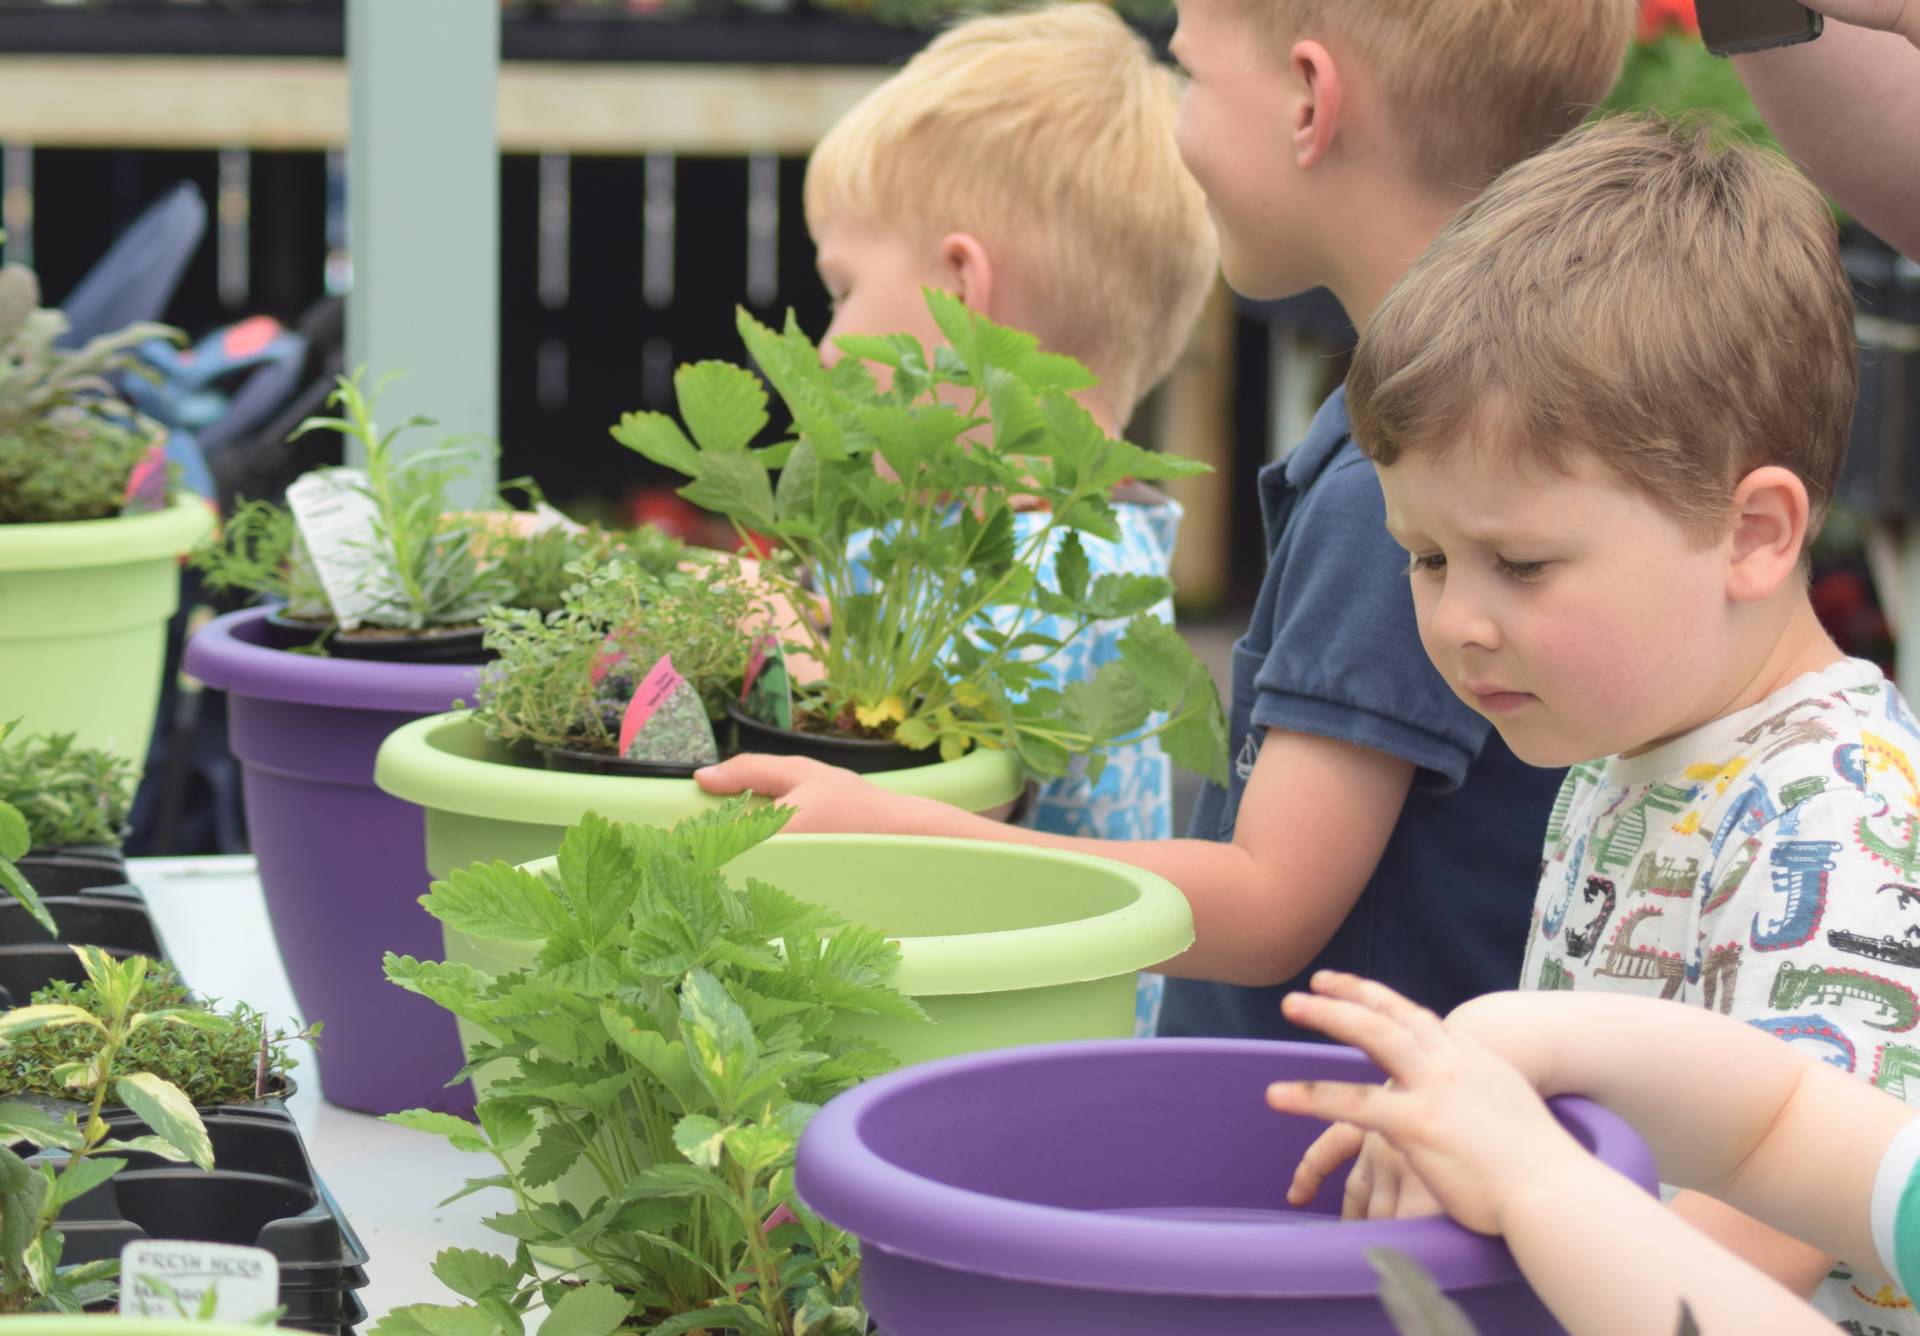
264,609,490,664
0,893,167,1007
728,701,924,774
13,844,131,896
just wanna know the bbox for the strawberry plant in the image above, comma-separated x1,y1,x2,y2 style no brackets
611,291,1228,784
376,802,920,1335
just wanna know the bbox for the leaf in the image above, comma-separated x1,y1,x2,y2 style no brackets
386,1109,490,1154
1158,660,1231,787
421,862,571,944
1116,615,1199,709
1062,671,1152,746
0,798,29,861
375,1303,514,1336
476,1100,535,1152
608,411,701,479
0,1100,81,1150
829,332,920,369
431,1247,518,1302
554,812,639,946
681,969,760,1111
114,1073,213,1170
536,1283,630,1336
439,1174,515,1208
47,1155,124,1211
94,1134,192,1162
1366,1249,1482,1336
601,1003,702,1112
1086,572,1171,622
1054,531,1090,605
679,451,777,534
0,1143,47,1274
675,361,768,454
961,506,1016,579
517,1123,584,1191
0,1004,98,1038
646,1305,769,1336
672,1113,729,1169
131,1007,236,1035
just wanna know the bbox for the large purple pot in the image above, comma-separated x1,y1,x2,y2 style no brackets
185,607,478,1115
796,1038,1657,1334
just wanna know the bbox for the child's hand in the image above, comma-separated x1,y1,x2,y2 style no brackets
694,754,904,834
1290,1123,1442,1221
1799,0,1919,45
1264,971,1586,1237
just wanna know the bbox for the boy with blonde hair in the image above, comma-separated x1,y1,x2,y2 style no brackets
797,5,1218,1027
1303,114,1917,1332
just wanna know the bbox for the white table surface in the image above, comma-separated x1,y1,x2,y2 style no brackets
128,855,504,1327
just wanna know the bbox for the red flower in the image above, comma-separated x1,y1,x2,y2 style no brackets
1639,0,1699,41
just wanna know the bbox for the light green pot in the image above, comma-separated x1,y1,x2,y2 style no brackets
0,494,212,763
373,709,1027,881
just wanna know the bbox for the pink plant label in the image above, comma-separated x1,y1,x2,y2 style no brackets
618,654,685,756
120,443,169,515
589,640,628,686
739,633,778,702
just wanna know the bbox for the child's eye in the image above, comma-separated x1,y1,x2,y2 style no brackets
1496,557,1549,581
1406,553,1446,576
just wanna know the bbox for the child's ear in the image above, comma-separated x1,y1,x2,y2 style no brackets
1289,40,1345,171
1725,466,1813,603
937,233,994,315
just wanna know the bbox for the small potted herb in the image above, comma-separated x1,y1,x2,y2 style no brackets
470,554,766,776
181,373,661,1119
0,727,138,895
0,259,213,764
611,292,1228,785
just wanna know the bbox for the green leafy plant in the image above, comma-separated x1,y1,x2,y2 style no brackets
0,260,178,525
0,721,58,938
0,947,219,1313
611,291,1228,783
375,802,922,1335
0,728,137,852
190,496,332,620
471,555,766,754
2,960,314,1108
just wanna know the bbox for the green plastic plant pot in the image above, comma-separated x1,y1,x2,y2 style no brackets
0,494,212,763
373,709,1025,881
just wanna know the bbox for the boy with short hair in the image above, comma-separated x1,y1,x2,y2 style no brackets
798,5,1220,1029
1326,114,1917,1331
705,0,1632,1037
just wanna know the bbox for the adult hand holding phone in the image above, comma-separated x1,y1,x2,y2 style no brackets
1801,0,1918,46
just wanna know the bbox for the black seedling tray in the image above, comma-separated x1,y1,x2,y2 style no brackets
0,892,169,1008
14,845,132,897
54,1105,369,1293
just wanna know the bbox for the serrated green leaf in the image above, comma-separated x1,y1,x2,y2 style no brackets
438,1174,514,1209
387,1109,490,1154
431,1247,518,1302
0,1003,94,1039
535,1283,630,1336
679,451,777,534
676,361,768,455
94,1134,193,1162
114,1073,212,1170
600,1002,702,1112
647,1305,768,1336
476,1100,534,1152
608,411,701,478
421,862,571,944
376,1303,512,1336
0,1099,81,1150
46,1154,124,1211
517,1122,585,1191
553,812,638,946
673,1113,729,1169
680,969,759,1112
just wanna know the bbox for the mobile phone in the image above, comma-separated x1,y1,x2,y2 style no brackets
1695,0,1823,56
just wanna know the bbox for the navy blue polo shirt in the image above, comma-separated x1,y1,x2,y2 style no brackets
1158,388,1560,1042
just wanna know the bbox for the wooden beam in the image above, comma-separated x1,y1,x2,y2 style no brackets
0,55,885,154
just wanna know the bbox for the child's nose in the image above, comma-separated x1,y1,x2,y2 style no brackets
1430,580,1501,653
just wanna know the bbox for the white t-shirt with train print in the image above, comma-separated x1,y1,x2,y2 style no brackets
1522,657,1920,1334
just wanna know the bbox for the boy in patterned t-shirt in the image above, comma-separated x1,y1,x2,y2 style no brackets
1336,117,1920,1331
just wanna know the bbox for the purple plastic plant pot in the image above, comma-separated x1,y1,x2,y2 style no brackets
184,607,478,1116
796,1038,1658,1335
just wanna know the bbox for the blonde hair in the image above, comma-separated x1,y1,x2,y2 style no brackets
1349,116,1858,543
1233,0,1637,191
804,3,1218,415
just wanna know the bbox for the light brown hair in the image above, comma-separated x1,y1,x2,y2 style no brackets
1232,0,1638,190
804,2,1218,415
1349,116,1858,543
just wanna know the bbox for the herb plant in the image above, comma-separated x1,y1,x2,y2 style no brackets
0,947,219,1313
612,291,1228,783
0,729,137,852
376,802,922,1335
0,721,59,937
0,260,177,525
2,960,313,1108
471,555,765,755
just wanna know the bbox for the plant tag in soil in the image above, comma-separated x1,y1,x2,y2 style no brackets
286,467,398,630
740,635,794,729
118,441,169,516
620,653,720,766
119,1240,280,1323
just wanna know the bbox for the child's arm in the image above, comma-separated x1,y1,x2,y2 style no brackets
696,728,1414,986
1267,973,1867,1335
1275,974,1914,1304
1733,10,1920,258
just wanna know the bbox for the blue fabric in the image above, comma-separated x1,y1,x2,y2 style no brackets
1157,387,1561,1042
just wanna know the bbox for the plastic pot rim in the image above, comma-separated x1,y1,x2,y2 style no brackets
185,607,481,714
516,834,1193,996
375,710,1024,827
794,1037,1656,1298
0,492,212,573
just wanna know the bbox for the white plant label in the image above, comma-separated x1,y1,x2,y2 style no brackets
119,1240,280,1322
286,468,393,630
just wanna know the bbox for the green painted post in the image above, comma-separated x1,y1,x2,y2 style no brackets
345,0,498,504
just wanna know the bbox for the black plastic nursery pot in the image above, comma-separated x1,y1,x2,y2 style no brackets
0,890,167,1008
263,609,491,664
13,844,131,897
727,702,925,774
534,742,702,779
53,1104,368,1331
